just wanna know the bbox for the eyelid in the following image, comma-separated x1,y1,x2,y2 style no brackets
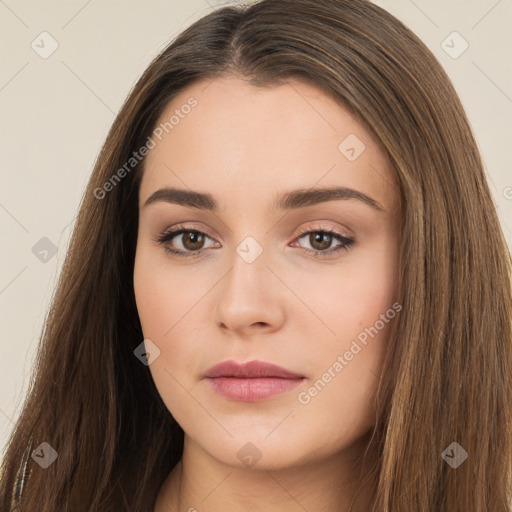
157,222,217,241
291,224,355,257
156,221,352,241
295,223,353,240
152,223,217,255
154,221,355,258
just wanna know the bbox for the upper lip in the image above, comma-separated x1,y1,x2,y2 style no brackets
204,360,305,379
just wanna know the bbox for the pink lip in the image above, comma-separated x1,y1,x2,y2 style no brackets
204,360,305,401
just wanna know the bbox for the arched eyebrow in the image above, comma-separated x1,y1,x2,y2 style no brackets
273,186,385,212
143,186,385,212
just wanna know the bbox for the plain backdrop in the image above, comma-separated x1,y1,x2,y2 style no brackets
0,0,511,456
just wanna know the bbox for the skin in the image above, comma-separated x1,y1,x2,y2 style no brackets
133,76,401,512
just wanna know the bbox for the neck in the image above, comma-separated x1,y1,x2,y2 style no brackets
154,431,378,512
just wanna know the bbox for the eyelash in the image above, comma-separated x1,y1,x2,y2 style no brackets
153,223,355,259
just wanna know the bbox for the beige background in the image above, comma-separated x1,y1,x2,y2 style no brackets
0,0,511,455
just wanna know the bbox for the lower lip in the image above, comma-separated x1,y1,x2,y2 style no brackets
206,377,304,401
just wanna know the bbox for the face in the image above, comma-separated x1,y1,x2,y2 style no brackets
133,76,401,471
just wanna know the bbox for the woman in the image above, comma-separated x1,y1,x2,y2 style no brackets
1,0,511,510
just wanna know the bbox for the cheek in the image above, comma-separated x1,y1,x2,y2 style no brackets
133,243,208,399
303,241,399,346
293,241,398,432
133,242,201,337
133,251,195,425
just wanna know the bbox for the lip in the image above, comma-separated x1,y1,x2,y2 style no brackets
204,360,306,402
205,360,304,379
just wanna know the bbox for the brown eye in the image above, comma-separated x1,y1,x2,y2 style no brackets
181,231,206,251
154,227,217,258
308,232,333,251
294,226,355,257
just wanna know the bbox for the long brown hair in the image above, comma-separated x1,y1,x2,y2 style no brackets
2,0,511,510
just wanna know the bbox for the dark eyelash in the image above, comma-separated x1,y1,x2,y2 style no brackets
153,226,205,259
153,225,355,259
295,225,354,258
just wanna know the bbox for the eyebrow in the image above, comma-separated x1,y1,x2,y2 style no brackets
143,186,385,212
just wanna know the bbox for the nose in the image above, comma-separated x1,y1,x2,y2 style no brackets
213,244,287,338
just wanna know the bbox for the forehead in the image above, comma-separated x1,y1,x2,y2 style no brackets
139,76,398,214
